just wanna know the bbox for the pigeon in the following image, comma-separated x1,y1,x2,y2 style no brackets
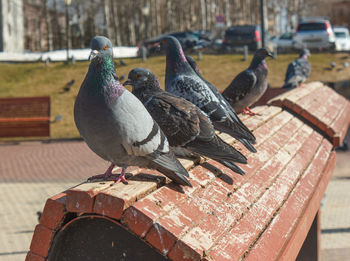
74,36,191,187
344,62,349,68
119,59,127,66
59,79,75,93
330,61,336,69
186,55,257,153
222,48,273,116
124,67,247,175
161,36,256,153
282,49,311,89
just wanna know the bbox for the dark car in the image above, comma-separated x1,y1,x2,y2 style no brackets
138,31,209,57
222,25,261,51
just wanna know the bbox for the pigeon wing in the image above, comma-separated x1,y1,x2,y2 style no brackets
113,92,191,186
223,70,257,104
167,75,223,117
146,92,215,147
300,59,311,78
112,91,170,157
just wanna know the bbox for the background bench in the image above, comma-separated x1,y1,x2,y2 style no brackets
0,96,50,138
26,82,349,261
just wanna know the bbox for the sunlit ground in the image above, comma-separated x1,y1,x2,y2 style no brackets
0,52,349,139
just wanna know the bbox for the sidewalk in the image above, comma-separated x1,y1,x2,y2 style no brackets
0,139,349,261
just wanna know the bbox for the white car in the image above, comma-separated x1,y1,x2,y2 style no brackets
333,26,350,51
272,32,294,53
293,17,336,51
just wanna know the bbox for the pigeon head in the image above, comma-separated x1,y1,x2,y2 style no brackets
300,48,311,59
161,36,187,63
89,36,113,61
254,48,273,59
249,48,273,69
124,67,161,92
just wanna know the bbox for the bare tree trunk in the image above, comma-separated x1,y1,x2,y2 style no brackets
154,0,161,35
200,0,206,30
128,1,136,45
43,0,51,51
224,0,231,26
110,0,121,46
102,0,112,38
166,0,174,32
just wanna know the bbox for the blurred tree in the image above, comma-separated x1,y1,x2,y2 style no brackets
22,0,334,51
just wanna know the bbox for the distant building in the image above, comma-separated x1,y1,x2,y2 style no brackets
330,1,350,28
0,0,24,52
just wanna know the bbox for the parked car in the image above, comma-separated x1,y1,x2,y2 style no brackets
222,25,262,52
293,17,336,51
271,32,295,53
333,26,350,51
137,31,209,57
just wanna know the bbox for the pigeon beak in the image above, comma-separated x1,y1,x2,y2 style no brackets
267,52,274,59
89,50,99,61
123,79,132,86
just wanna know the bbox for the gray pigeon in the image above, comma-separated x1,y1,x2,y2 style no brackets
186,55,257,153
124,67,247,175
74,36,191,187
162,36,256,153
222,48,273,116
282,49,311,89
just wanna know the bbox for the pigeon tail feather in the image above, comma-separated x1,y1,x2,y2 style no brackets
149,152,192,187
237,138,257,153
218,160,245,175
212,120,256,144
187,135,247,164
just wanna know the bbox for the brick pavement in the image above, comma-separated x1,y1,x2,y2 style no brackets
0,139,349,260
321,151,350,261
0,140,109,182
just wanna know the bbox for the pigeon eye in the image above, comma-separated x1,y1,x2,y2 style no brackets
161,39,166,44
103,45,108,50
136,74,140,79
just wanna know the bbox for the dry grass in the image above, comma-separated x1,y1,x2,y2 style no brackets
0,52,349,139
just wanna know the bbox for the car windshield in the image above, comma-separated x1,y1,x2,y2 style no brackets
298,22,326,31
226,27,255,36
335,32,347,38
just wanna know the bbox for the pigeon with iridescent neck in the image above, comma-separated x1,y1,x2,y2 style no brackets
162,36,256,153
74,36,191,186
282,49,311,89
222,48,273,116
124,67,248,175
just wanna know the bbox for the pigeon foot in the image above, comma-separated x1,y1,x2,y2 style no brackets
87,164,128,185
109,168,128,185
242,107,260,116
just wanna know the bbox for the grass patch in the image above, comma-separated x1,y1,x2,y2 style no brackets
1,52,349,139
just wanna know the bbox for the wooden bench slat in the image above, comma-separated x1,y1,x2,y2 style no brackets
146,119,314,258
0,96,50,137
121,108,291,241
205,130,323,261
0,117,50,122
268,82,350,146
245,141,334,261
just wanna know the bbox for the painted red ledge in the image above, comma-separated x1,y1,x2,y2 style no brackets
39,192,67,230
268,82,350,146
25,251,46,261
29,224,54,258
26,95,343,260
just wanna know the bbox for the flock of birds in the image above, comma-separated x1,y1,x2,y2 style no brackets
74,36,312,187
